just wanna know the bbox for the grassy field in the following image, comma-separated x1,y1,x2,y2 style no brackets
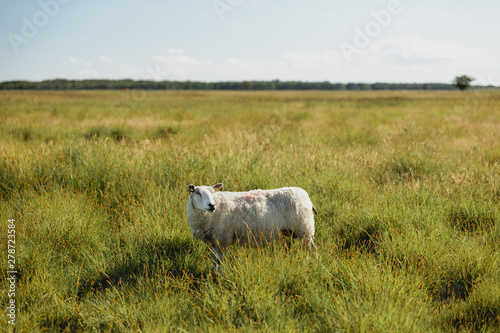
0,90,499,332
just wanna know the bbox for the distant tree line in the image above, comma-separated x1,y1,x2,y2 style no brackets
0,79,495,91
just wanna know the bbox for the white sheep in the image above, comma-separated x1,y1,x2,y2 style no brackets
186,183,317,270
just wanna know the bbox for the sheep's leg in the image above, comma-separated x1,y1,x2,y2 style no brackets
210,241,225,273
309,240,317,253
304,238,317,255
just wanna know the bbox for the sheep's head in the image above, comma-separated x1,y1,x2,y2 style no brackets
188,183,223,213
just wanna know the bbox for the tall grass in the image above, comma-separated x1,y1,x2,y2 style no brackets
0,90,499,332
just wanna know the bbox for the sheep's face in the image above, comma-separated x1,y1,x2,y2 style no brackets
188,183,223,213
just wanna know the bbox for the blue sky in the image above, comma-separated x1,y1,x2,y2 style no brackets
1,0,499,84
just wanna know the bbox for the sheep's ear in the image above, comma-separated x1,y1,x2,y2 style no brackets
188,184,195,193
212,183,223,190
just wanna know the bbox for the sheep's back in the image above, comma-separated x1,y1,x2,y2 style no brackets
214,187,312,228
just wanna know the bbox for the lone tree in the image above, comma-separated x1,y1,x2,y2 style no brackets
453,75,475,91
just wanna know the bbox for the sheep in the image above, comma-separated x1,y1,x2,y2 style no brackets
186,183,317,271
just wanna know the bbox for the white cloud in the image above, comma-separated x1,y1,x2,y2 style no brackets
213,58,285,81
77,68,100,79
149,50,343,81
152,54,212,79
89,36,499,84
341,35,500,82
115,64,147,79
360,35,496,66
100,56,114,64
167,48,183,55
68,57,91,67
153,54,211,67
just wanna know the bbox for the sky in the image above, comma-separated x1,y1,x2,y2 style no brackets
1,0,499,84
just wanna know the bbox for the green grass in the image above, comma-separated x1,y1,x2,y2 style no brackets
0,90,499,332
